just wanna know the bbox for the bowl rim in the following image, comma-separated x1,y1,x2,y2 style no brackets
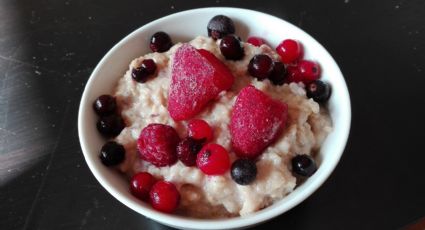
78,6,351,229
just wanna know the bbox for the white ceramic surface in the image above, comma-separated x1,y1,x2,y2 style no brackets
78,7,351,230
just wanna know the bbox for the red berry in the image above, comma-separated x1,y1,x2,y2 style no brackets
247,36,265,47
130,172,156,201
150,32,173,53
230,85,288,159
298,60,321,83
137,124,180,167
196,143,230,175
168,44,234,121
150,181,180,213
176,137,205,166
285,65,304,83
248,54,274,80
276,39,303,64
187,119,213,141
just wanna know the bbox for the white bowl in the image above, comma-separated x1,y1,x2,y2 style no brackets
78,7,351,230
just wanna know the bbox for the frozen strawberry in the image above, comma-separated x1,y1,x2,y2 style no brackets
168,44,234,121
137,124,180,167
230,85,288,159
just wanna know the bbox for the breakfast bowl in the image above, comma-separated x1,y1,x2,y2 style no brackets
78,7,351,230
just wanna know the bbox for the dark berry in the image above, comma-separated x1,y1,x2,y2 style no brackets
96,115,125,137
248,54,274,80
207,15,235,40
231,159,257,185
291,154,317,177
187,119,213,141
196,143,230,175
99,141,125,166
298,60,320,83
130,172,156,201
137,124,180,167
150,32,173,53
276,39,303,64
268,62,287,85
306,80,331,103
150,181,180,213
177,137,205,166
131,59,157,83
219,35,244,60
247,36,266,47
93,95,116,116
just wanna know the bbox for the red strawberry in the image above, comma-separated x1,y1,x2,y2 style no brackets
168,44,234,121
230,85,288,159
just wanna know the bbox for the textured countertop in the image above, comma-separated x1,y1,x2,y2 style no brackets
1,0,424,229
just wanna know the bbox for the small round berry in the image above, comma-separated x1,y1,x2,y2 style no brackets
219,35,244,60
177,137,205,167
187,119,213,141
207,15,235,40
247,36,266,47
93,95,116,116
268,61,287,85
291,154,317,177
150,181,180,213
96,115,125,137
306,80,331,103
276,39,303,64
248,54,274,80
99,141,125,166
285,65,304,83
231,159,257,185
298,60,320,83
150,32,173,53
130,172,156,201
131,59,157,83
196,143,230,175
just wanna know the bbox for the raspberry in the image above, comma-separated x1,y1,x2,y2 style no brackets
168,44,234,121
130,172,156,201
230,85,288,159
276,39,303,64
196,143,230,175
176,137,205,167
187,119,213,141
150,181,180,213
137,124,180,167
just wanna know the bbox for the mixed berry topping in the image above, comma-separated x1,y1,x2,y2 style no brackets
231,159,257,185
176,137,205,167
99,141,125,166
96,114,125,137
248,54,274,80
207,15,235,40
131,59,157,83
298,60,320,83
268,61,287,85
168,44,234,121
219,34,244,60
150,31,173,53
93,95,116,116
306,80,331,103
150,181,180,213
230,85,288,159
291,154,317,177
187,119,213,141
247,36,266,47
276,39,303,64
130,172,156,201
196,143,230,175
137,124,180,167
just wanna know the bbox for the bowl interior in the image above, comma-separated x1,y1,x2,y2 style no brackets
78,7,351,230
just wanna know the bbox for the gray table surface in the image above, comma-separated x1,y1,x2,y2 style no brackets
1,0,425,229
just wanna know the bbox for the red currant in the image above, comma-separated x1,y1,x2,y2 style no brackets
285,65,304,83
150,181,180,213
276,39,303,64
187,119,213,141
196,143,230,175
247,36,265,47
298,60,320,83
130,172,156,201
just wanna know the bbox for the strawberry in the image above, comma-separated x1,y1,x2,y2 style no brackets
230,85,288,159
168,44,234,121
